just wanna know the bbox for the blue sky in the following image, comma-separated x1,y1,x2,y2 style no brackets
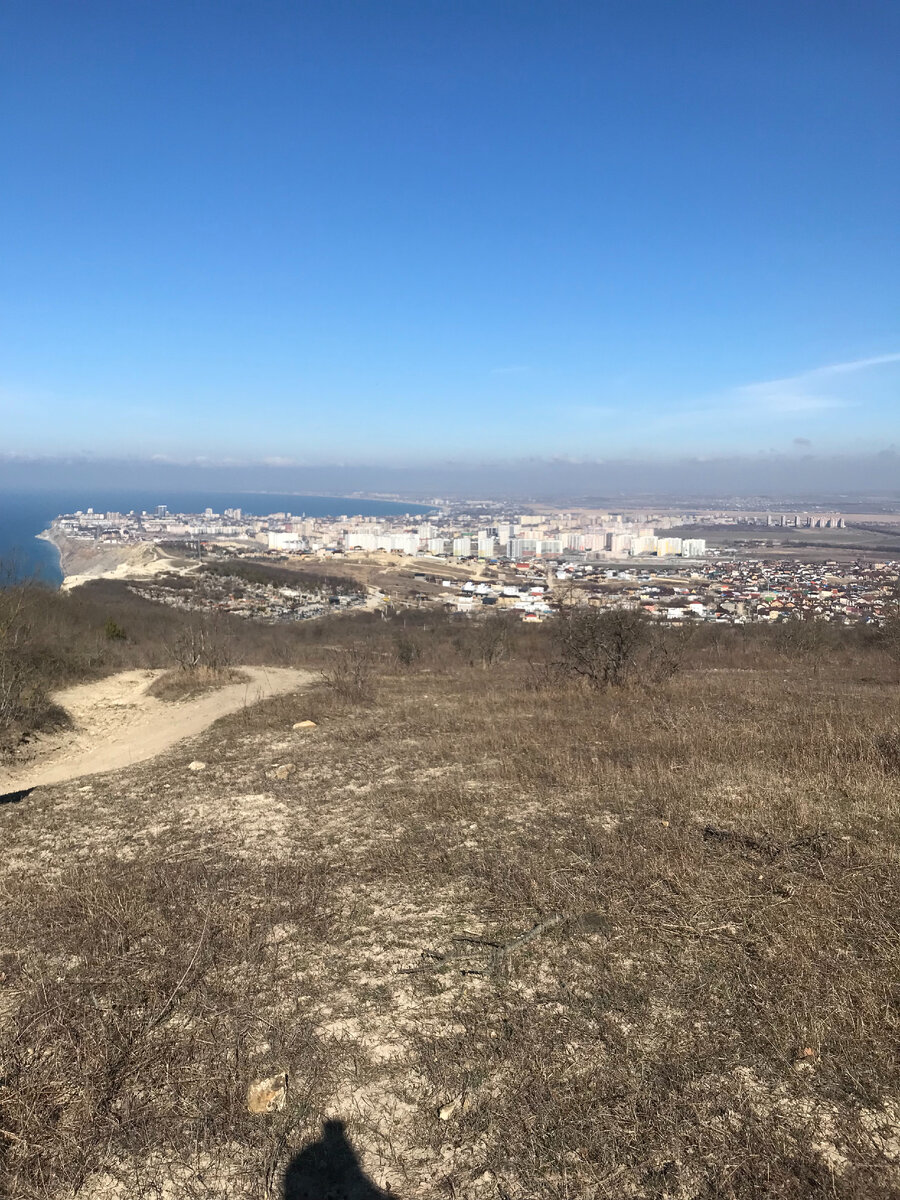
1,0,898,466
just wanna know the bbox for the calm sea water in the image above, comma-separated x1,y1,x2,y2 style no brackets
0,490,433,587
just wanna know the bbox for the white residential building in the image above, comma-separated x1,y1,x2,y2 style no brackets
388,534,420,555
347,532,380,552
268,532,303,551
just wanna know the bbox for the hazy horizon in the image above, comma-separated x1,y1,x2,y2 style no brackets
1,451,898,505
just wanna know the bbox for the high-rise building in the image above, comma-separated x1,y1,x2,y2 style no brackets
389,534,420,555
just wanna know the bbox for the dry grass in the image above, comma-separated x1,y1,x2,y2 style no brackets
146,666,250,702
1,623,900,1198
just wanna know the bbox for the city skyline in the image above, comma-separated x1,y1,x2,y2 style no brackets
2,2,898,466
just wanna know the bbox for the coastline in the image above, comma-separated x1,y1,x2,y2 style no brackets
38,526,183,591
0,490,437,590
35,529,65,587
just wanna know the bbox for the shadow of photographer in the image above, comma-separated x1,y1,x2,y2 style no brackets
283,1119,398,1200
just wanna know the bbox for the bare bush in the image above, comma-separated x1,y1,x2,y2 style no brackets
394,633,421,668
169,618,232,672
473,612,513,668
449,612,515,669
0,586,28,734
320,645,377,703
553,605,650,687
0,584,66,752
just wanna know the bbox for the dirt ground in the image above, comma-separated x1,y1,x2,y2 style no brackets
1,647,899,1199
0,666,313,794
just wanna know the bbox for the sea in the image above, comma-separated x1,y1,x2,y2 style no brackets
0,490,433,587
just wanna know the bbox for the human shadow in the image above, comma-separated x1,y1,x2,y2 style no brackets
0,787,32,806
283,1119,398,1199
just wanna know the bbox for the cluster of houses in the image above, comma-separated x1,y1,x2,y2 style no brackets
575,558,900,624
432,577,553,619
128,572,365,624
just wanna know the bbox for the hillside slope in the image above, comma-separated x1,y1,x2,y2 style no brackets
1,648,899,1198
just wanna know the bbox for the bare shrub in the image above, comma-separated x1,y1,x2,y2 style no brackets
320,645,377,703
394,633,421,668
553,605,649,687
449,612,515,669
0,583,68,752
522,658,563,691
169,618,232,672
473,612,514,668
643,622,691,685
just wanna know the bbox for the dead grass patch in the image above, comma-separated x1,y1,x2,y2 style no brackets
146,665,249,702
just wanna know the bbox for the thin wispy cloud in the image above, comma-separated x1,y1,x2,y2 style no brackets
733,351,900,414
738,385,848,413
807,352,900,377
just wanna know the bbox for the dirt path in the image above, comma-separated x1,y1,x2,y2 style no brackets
0,666,313,793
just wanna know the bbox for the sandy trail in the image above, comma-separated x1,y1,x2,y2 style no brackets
0,666,313,793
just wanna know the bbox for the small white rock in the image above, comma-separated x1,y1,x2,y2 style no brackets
188,761,207,772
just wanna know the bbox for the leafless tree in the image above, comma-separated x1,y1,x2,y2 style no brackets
169,618,232,672
474,613,513,668
553,606,649,688
0,584,31,733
